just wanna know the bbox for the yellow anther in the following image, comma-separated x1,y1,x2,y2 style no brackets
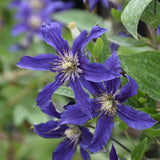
68,21,76,29
67,21,80,39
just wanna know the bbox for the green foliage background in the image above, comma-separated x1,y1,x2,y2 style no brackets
0,0,160,160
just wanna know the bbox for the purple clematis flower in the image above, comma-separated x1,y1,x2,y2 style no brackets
58,52,156,152
11,0,73,38
85,0,118,12
86,0,109,11
34,102,93,160
17,22,120,116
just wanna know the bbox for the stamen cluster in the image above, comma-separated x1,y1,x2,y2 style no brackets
64,125,81,146
28,15,42,28
51,50,83,81
98,93,116,116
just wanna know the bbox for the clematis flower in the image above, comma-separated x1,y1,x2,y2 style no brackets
17,22,120,116
34,102,93,160
59,52,156,152
9,34,33,52
85,0,118,12
87,0,109,11
11,0,73,38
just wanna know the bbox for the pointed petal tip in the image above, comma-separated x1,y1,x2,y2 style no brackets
117,105,157,130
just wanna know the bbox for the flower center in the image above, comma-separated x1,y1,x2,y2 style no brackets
61,59,75,71
65,125,81,144
51,50,83,81
28,15,42,29
98,93,116,116
29,0,44,10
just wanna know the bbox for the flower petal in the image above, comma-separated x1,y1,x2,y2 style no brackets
115,75,138,103
41,22,69,54
80,76,105,96
110,143,119,160
104,78,121,95
43,1,73,15
117,105,156,130
59,104,91,126
11,23,28,36
70,78,92,116
80,147,90,160
81,62,121,82
52,139,76,160
72,26,107,55
40,102,61,119
17,53,58,71
88,113,114,153
15,2,32,19
33,120,66,138
104,51,121,74
88,0,109,11
36,74,65,107
88,0,99,11
79,126,93,148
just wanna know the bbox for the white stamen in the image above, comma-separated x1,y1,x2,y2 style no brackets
65,125,81,144
28,15,42,29
98,93,116,115
51,50,83,82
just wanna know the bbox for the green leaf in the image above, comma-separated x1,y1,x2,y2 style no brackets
121,0,152,39
119,51,160,101
118,45,154,55
87,41,94,54
119,121,128,131
99,34,110,63
54,86,74,99
140,1,160,28
93,38,104,58
13,105,49,126
108,36,148,47
144,128,160,138
141,14,160,28
146,97,157,109
53,9,104,31
141,1,160,17
131,138,147,160
111,8,121,21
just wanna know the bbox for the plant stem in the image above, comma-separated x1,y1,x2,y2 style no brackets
110,136,131,153
153,0,158,49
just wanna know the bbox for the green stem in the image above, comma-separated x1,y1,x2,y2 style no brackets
110,136,131,153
